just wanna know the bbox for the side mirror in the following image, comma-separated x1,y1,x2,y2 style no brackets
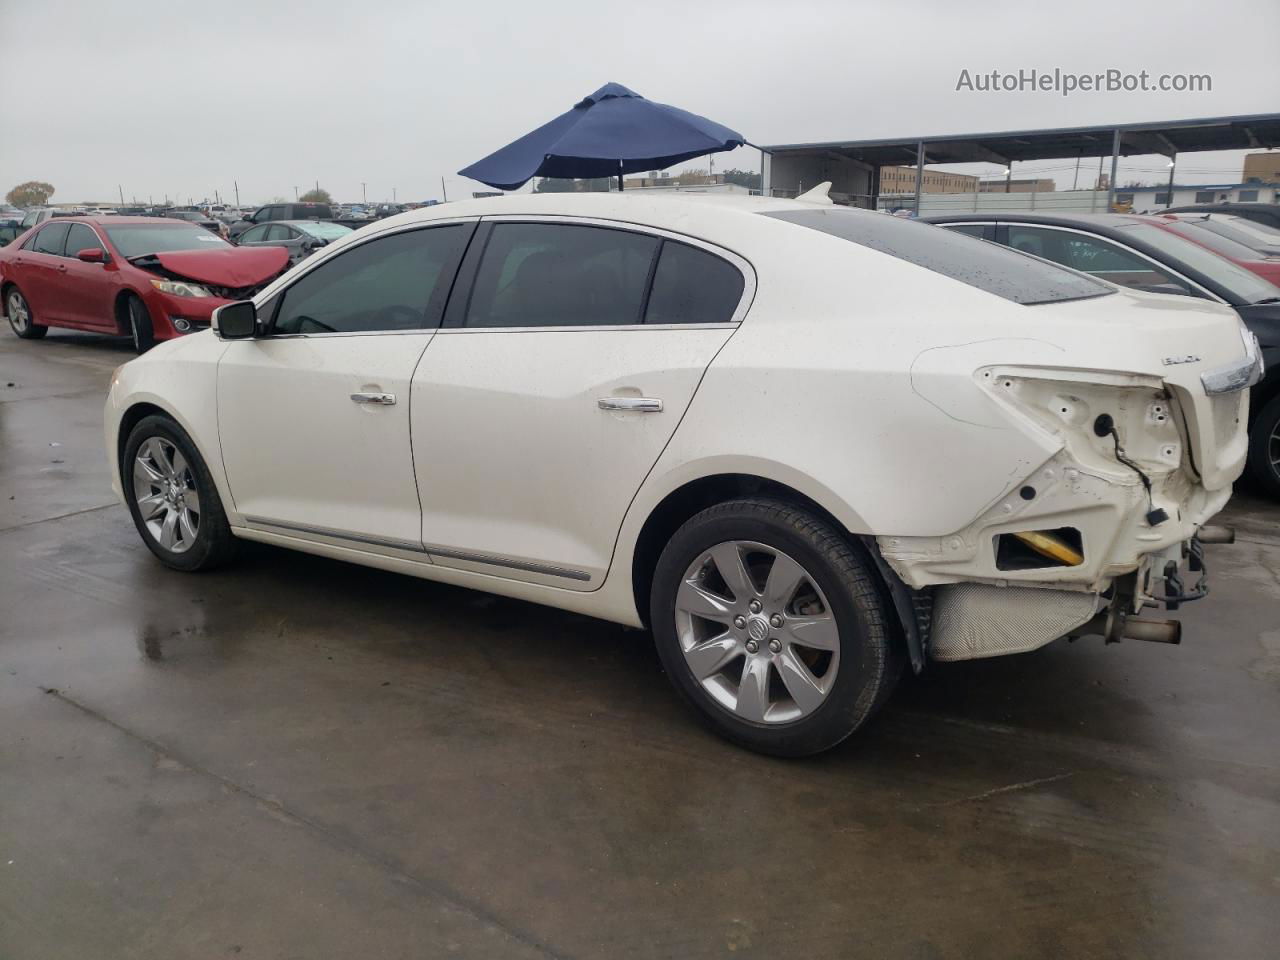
76,248,106,263
212,300,258,339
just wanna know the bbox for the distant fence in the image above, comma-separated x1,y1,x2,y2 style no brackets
878,189,1113,215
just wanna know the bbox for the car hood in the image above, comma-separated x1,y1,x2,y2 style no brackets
149,247,290,288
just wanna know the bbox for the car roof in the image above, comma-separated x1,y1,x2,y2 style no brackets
75,215,213,225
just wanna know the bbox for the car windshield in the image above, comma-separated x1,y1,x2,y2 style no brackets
1114,223,1280,305
104,224,231,257
299,222,353,240
765,208,1111,305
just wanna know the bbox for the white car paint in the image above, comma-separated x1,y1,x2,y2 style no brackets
105,191,1256,661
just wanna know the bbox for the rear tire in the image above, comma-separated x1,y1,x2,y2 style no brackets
123,415,237,571
126,295,156,353
1247,394,1280,500
650,498,902,757
6,286,47,339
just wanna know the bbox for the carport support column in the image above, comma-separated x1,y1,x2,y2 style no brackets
1166,153,1177,208
913,141,925,215
1107,128,1121,212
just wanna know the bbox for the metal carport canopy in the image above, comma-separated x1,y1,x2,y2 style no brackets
760,112,1280,209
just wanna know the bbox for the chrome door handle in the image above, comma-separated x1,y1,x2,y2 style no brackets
350,392,396,405
598,396,663,413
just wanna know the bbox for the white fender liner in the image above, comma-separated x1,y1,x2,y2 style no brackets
930,583,1100,661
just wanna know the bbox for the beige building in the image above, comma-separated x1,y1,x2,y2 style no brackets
978,177,1057,193
1243,151,1280,183
879,166,978,194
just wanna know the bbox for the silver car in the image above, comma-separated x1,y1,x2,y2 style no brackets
235,219,354,262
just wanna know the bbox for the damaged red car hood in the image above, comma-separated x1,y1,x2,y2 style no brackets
149,247,290,288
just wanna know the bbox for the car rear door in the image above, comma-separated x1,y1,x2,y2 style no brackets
217,220,474,549
409,217,751,589
17,222,72,323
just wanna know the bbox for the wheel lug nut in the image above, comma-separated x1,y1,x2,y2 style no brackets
770,614,783,628
748,600,762,613
768,639,781,653
733,615,746,629
745,640,759,654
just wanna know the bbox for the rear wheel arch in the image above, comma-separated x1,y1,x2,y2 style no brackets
630,473,912,650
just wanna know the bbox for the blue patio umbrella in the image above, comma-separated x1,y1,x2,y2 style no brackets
458,83,747,191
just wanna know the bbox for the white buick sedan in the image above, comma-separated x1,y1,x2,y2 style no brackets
105,189,1259,755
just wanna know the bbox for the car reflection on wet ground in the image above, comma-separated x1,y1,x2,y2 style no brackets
3,328,1279,959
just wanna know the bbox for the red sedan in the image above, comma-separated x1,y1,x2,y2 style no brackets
0,216,288,351
1150,214,1280,287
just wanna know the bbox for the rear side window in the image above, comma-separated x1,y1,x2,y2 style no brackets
64,223,103,258
272,224,470,335
240,224,269,243
764,208,1111,305
465,222,658,328
32,222,70,256
644,240,744,324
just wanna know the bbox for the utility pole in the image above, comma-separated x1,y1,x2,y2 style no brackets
441,176,447,202
393,187,397,202
1072,152,1081,191
361,182,367,203
1005,164,1012,193
1166,156,1177,208
234,180,239,208
294,186,299,200
118,184,124,205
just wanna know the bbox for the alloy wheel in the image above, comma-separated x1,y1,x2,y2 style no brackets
132,437,201,553
1270,420,1280,480
674,540,840,724
8,291,29,333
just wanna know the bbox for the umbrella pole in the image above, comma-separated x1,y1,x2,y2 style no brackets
617,172,623,191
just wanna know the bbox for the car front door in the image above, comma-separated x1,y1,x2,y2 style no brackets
410,217,750,588
217,220,475,548
59,222,116,329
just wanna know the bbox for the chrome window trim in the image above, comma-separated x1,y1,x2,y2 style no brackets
242,516,591,581
471,213,757,328
995,222,1226,304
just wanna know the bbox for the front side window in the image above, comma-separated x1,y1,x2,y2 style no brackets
272,224,470,335
239,224,269,243
765,208,1110,305
465,222,658,328
64,223,103,258
21,211,39,229
32,222,70,256
1005,225,1189,294
264,224,291,242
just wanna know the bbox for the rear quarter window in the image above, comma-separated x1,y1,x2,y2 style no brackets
764,209,1111,305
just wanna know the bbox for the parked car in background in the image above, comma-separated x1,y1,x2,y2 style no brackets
235,219,354,263
0,216,288,352
163,208,228,238
103,193,1257,756
228,202,334,241
19,208,86,229
926,212,1280,497
0,205,25,221
1148,217,1280,285
1163,202,1280,230
1160,212,1280,259
372,202,406,219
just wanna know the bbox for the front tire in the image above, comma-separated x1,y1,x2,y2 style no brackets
123,415,236,571
6,286,48,339
126,295,156,353
1247,394,1280,500
650,498,901,757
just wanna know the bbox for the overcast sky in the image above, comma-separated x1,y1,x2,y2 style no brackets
2,0,1277,206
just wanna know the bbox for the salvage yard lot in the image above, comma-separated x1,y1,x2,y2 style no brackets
3,328,1280,959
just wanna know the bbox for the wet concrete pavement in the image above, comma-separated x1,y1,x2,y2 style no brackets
2,328,1279,959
